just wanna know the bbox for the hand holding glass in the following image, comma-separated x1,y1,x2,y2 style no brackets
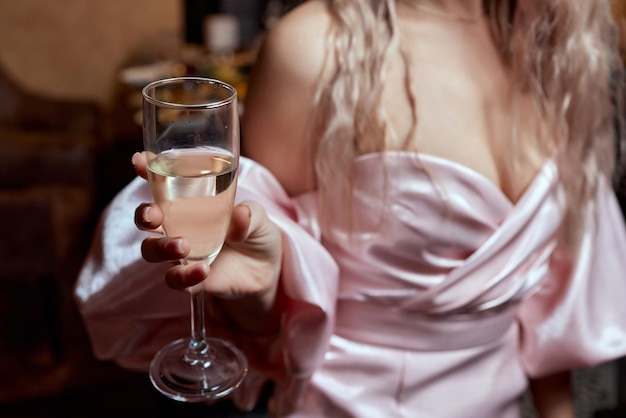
142,77,247,402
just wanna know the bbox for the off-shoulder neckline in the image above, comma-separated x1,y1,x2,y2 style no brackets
353,151,557,206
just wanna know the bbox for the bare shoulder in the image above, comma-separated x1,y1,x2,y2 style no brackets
260,0,333,81
242,0,334,196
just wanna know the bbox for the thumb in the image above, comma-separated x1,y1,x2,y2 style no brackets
227,202,253,243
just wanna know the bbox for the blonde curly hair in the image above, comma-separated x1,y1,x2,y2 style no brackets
312,0,624,249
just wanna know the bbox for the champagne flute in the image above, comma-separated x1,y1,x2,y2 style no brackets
142,77,247,402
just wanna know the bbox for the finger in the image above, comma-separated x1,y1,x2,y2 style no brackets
131,151,149,179
165,262,210,290
227,200,276,246
141,236,190,263
135,203,165,232
226,203,253,243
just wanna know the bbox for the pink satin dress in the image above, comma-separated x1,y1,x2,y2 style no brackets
75,153,626,417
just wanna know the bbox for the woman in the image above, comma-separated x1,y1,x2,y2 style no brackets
76,0,626,416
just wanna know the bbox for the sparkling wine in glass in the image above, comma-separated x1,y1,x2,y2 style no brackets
142,77,247,402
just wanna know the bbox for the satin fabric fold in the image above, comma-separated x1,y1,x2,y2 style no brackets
75,154,626,417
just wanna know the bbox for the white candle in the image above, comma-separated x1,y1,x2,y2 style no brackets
204,14,241,53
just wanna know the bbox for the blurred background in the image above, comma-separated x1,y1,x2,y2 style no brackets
0,1,623,417
0,1,300,417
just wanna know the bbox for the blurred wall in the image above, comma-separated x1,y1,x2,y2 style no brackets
0,0,181,107
615,1,626,60
0,1,622,108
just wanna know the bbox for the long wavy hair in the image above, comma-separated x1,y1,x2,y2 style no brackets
312,0,624,250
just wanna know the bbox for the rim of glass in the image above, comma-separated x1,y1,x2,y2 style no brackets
142,77,237,109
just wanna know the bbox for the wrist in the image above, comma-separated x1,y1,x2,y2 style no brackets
218,268,285,337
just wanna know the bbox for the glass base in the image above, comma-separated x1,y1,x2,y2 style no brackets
149,337,248,402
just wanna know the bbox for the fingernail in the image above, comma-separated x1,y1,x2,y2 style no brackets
142,206,152,223
195,263,209,278
131,152,141,166
168,239,185,255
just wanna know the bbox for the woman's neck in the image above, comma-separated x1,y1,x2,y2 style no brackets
397,0,485,23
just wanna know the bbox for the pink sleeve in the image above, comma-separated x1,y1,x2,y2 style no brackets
74,158,338,411
229,159,338,412
74,176,189,371
517,176,626,378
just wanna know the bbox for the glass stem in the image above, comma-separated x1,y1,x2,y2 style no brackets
186,289,210,363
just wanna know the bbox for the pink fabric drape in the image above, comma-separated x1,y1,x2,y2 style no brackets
75,154,626,417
